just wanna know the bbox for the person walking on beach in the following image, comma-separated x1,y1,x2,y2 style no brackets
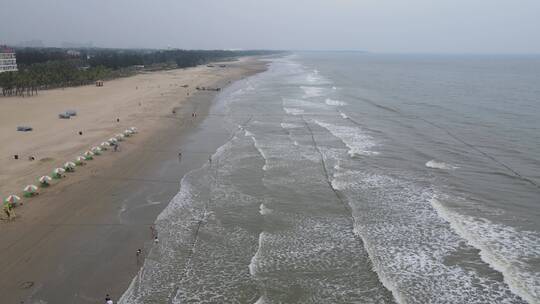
154,236,159,244
3,203,12,220
136,248,143,265
178,151,182,162
113,142,119,152
150,225,157,238
105,294,113,304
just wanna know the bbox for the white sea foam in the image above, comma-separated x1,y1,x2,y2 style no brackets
300,86,325,98
314,120,379,156
120,174,205,304
432,198,540,304
426,160,459,170
259,203,273,215
249,232,265,276
246,133,270,171
253,296,268,304
325,98,348,106
280,122,302,129
331,169,526,304
305,70,330,84
283,98,330,112
283,107,304,115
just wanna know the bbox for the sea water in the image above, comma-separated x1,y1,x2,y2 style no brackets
120,53,540,303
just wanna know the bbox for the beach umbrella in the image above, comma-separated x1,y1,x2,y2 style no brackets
123,130,133,137
75,156,86,166
4,195,21,205
91,146,102,155
64,161,76,171
100,142,110,150
52,167,66,179
108,137,118,144
129,127,138,133
115,133,125,141
23,185,38,197
39,175,52,186
83,151,94,160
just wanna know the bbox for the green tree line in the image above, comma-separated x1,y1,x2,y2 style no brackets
1,48,280,97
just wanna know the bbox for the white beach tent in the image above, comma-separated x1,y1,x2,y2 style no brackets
64,161,76,171
53,167,66,178
83,151,94,160
91,146,102,155
39,175,52,186
100,142,110,150
75,156,86,166
4,194,21,205
23,184,38,197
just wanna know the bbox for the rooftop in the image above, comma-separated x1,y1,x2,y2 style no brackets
0,45,15,53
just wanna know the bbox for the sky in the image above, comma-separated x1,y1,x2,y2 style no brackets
1,0,539,53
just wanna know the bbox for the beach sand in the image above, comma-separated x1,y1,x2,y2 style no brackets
0,58,266,303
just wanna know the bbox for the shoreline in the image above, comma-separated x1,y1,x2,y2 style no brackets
0,58,267,303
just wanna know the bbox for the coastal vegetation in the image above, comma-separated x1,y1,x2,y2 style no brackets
0,48,277,96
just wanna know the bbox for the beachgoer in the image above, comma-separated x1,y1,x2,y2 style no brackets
4,203,14,220
13,154,18,160
150,225,157,238
105,294,113,304
113,143,119,152
4,204,11,220
154,236,159,244
178,152,182,162
116,118,120,123
79,131,83,136
136,248,142,265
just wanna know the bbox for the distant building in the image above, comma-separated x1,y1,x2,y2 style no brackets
0,46,18,73
67,49,81,57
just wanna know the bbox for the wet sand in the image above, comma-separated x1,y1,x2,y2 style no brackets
0,58,266,303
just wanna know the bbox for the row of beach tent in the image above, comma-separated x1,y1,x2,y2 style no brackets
2,127,138,215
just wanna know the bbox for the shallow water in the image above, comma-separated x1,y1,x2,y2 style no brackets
120,53,540,303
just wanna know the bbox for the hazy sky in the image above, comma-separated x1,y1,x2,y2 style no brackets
1,0,539,53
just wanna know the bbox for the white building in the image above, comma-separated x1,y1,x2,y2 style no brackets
0,46,18,73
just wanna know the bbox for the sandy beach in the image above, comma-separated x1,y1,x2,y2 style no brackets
0,58,266,303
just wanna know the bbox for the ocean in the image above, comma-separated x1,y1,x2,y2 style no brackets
120,53,540,303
